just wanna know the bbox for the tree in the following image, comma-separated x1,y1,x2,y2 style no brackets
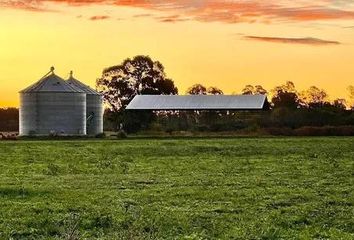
271,81,296,94
186,84,207,95
97,55,178,112
348,85,354,109
96,55,178,132
241,84,267,95
254,85,268,95
0,108,19,132
207,87,223,95
300,86,328,108
187,85,224,95
241,85,254,95
271,81,300,109
333,99,347,109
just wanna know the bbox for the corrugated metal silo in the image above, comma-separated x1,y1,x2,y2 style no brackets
67,71,103,136
19,67,87,136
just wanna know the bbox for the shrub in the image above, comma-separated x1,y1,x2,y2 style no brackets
294,126,354,136
95,132,106,139
265,127,294,136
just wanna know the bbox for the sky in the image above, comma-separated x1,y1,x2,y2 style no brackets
0,0,354,107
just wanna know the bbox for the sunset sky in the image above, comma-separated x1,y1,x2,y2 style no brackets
0,0,354,107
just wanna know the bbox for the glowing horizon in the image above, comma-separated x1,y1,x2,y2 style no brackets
1,0,354,107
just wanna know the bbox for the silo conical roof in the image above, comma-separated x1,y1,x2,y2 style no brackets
67,71,101,95
20,67,84,93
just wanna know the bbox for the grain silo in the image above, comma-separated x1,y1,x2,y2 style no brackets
19,67,87,136
67,71,103,136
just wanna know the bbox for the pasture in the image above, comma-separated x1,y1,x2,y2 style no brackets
0,137,353,239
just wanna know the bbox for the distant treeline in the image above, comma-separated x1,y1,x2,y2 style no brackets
97,56,354,135
104,107,354,136
2,56,354,136
102,80,354,135
0,108,19,132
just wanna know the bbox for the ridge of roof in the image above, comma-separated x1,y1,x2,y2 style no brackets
67,75,100,95
20,68,85,93
66,77,101,95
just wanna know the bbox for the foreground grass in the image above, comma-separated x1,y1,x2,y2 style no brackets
0,137,353,239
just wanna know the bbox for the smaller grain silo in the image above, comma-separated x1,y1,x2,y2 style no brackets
67,71,103,136
19,67,87,136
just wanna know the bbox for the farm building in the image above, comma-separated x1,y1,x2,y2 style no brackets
19,67,103,136
126,95,269,111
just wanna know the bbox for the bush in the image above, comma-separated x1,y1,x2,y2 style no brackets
0,108,19,132
263,126,354,136
95,132,106,139
265,127,294,136
294,126,354,136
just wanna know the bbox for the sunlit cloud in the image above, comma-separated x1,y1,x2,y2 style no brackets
1,0,354,24
244,36,341,45
133,13,154,18
0,0,49,11
156,14,190,23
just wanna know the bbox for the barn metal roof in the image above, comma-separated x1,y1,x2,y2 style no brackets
67,71,101,95
126,95,268,110
20,67,84,93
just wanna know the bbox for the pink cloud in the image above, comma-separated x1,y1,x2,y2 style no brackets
0,0,48,11
2,0,354,24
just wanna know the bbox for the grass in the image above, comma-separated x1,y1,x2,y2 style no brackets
0,137,353,239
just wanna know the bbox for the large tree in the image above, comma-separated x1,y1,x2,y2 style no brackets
97,55,178,112
96,55,178,132
271,81,300,109
300,86,328,108
186,84,207,95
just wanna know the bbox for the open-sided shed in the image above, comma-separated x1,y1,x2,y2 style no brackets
126,95,269,111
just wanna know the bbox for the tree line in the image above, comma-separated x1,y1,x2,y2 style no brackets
96,56,354,111
0,108,18,132
185,82,352,110
1,55,353,135
97,56,354,134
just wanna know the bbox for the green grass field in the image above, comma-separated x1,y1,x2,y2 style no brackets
0,137,353,239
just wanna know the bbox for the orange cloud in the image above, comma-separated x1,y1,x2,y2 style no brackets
156,14,189,23
2,0,354,24
0,0,48,11
133,13,154,18
112,0,354,23
244,36,340,45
